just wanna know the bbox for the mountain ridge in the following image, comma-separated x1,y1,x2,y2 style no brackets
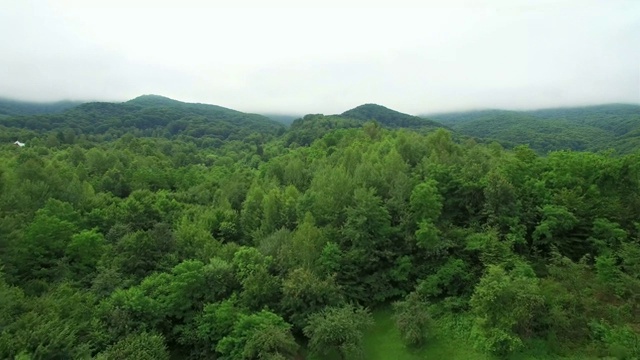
2,94,639,152
0,98,84,117
427,104,640,153
341,103,444,129
0,94,284,143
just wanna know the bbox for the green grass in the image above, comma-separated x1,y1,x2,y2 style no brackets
305,307,597,359
363,308,492,360
362,308,597,360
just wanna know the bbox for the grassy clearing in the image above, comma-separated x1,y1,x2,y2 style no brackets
360,308,596,360
304,306,597,359
363,307,491,360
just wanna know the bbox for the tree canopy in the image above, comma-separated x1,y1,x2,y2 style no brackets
0,96,639,359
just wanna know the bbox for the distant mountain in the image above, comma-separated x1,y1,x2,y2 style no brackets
285,114,363,146
0,95,284,143
0,98,83,116
126,94,185,108
5,96,638,153
426,104,640,153
342,104,444,129
425,109,513,127
525,104,640,136
260,114,301,126
283,104,447,147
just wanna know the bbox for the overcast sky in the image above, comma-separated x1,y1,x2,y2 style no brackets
1,0,639,115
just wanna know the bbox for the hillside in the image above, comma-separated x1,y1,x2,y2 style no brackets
2,110,640,359
284,114,363,146
283,104,447,147
260,113,301,126
526,104,640,135
0,95,284,144
525,104,640,152
426,109,512,127
0,98,83,116
1,94,640,360
4,98,638,154
342,104,444,129
427,104,640,153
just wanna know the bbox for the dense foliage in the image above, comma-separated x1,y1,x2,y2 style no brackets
428,104,640,153
342,103,444,130
0,95,284,145
1,96,639,359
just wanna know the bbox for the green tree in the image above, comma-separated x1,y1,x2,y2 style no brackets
0,284,96,359
232,247,281,310
240,184,265,239
95,331,169,360
65,229,107,284
392,291,430,347
216,310,298,360
303,304,373,359
416,258,472,300
410,179,442,223
532,205,580,258
470,263,544,356
192,297,242,354
280,268,343,331
483,170,519,230
281,213,325,272
111,227,175,282
10,210,78,287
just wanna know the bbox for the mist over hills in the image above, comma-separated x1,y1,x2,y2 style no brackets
0,95,285,144
0,98,84,117
427,104,640,153
341,104,444,130
1,94,639,153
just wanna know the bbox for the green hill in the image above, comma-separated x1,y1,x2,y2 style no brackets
261,113,300,126
525,104,640,135
0,95,284,143
2,95,640,360
426,109,513,127
342,104,444,129
284,104,446,147
285,114,363,146
427,104,640,153
0,98,83,116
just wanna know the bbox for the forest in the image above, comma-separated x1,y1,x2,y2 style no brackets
427,104,640,154
1,95,639,359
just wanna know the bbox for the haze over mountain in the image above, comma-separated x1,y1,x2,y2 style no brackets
342,104,444,129
0,98,83,118
3,94,640,154
0,95,284,144
428,103,640,153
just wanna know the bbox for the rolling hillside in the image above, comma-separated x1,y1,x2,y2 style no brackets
526,104,640,135
0,95,285,143
284,104,447,146
0,98,83,117
342,104,444,129
427,104,640,153
3,97,639,154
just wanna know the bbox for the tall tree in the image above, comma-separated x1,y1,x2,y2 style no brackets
303,304,373,360
392,291,430,347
